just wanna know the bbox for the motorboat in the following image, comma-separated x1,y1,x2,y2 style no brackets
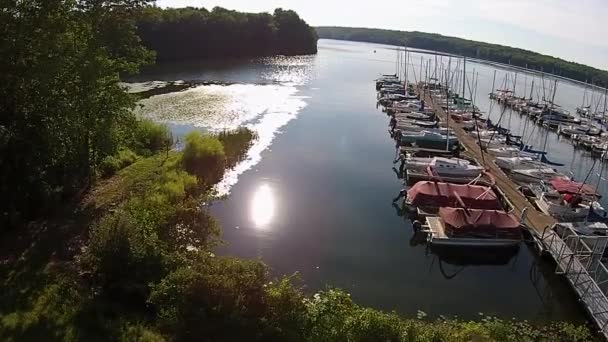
510,167,566,184
425,157,484,178
424,208,522,247
487,146,539,158
494,156,537,170
406,181,503,215
558,124,589,137
522,178,603,222
400,131,447,143
404,157,471,172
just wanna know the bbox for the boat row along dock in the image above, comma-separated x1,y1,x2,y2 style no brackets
376,71,608,339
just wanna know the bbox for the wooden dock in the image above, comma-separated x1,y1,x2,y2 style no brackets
422,91,557,235
420,89,608,339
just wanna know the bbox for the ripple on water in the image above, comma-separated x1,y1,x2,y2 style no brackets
134,83,307,196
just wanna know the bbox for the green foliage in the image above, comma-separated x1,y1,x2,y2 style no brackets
218,127,257,168
100,148,139,178
85,209,167,304
136,6,317,62
0,0,153,226
150,256,271,341
181,131,226,183
0,270,85,342
120,324,166,342
316,26,608,87
132,119,172,157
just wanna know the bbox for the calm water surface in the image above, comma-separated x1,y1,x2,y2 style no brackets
132,39,604,323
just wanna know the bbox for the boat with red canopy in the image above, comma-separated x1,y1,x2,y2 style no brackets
549,178,600,198
424,207,522,247
407,181,501,209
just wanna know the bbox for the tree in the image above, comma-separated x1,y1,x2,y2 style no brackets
0,0,153,227
135,6,317,62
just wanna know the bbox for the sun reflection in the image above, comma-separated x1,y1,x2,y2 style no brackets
250,184,275,228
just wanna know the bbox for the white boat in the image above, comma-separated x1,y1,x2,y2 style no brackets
558,125,589,137
535,192,591,222
495,156,535,170
405,156,469,170
405,157,483,178
510,167,564,184
532,179,605,222
487,146,538,158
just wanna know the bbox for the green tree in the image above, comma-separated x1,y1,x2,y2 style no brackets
0,0,153,227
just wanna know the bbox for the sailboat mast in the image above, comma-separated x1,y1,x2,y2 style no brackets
529,79,535,100
404,47,408,92
446,66,451,152
462,56,466,98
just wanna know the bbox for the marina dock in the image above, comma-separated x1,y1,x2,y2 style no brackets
410,86,608,339
378,49,608,338
422,89,557,235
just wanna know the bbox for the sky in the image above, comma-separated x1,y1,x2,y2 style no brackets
157,0,608,70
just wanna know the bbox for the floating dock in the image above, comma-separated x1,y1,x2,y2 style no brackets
421,88,608,339
422,90,556,234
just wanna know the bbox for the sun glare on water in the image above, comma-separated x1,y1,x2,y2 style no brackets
250,184,275,228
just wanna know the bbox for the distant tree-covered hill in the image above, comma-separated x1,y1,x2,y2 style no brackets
316,26,608,87
137,7,318,63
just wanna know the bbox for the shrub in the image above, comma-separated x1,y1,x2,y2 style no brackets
84,210,167,305
217,128,256,168
133,119,171,156
149,256,271,341
99,148,139,178
120,324,166,342
100,155,122,178
157,170,198,203
181,131,225,183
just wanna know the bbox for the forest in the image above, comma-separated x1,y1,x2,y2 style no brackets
316,26,608,87
137,7,318,62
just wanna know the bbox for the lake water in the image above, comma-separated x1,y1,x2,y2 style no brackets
130,39,605,323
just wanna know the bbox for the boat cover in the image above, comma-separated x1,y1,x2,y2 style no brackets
550,179,599,197
408,181,502,210
439,208,521,233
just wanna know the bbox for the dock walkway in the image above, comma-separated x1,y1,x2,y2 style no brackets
418,88,608,339
422,91,556,235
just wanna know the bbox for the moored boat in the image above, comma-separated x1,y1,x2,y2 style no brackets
424,208,522,247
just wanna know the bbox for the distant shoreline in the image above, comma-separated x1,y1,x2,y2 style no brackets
316,27,608,89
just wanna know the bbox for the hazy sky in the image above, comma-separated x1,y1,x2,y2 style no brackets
157,0,608,70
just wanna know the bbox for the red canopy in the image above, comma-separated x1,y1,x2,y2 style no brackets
550,179,599,197
439,207,520,232
407,181,502,210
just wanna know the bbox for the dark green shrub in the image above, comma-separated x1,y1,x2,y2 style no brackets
84,210,167,305
99,149,139,178
133,119,171,156
181,131,225,183
217,128,256,168
100,155,122,178
149,256,271,341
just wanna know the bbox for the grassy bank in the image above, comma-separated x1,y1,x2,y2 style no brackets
0,121,596,341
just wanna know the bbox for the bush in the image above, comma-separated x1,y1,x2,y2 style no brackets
100,156,122,178
149,256,271,341
133,119,171,156
181,131,225,183
120,324,166,342
84,210,167,305
217,128,256,168
99,148,139,178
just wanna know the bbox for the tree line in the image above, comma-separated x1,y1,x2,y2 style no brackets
316,26,608,87
136,6,318,63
